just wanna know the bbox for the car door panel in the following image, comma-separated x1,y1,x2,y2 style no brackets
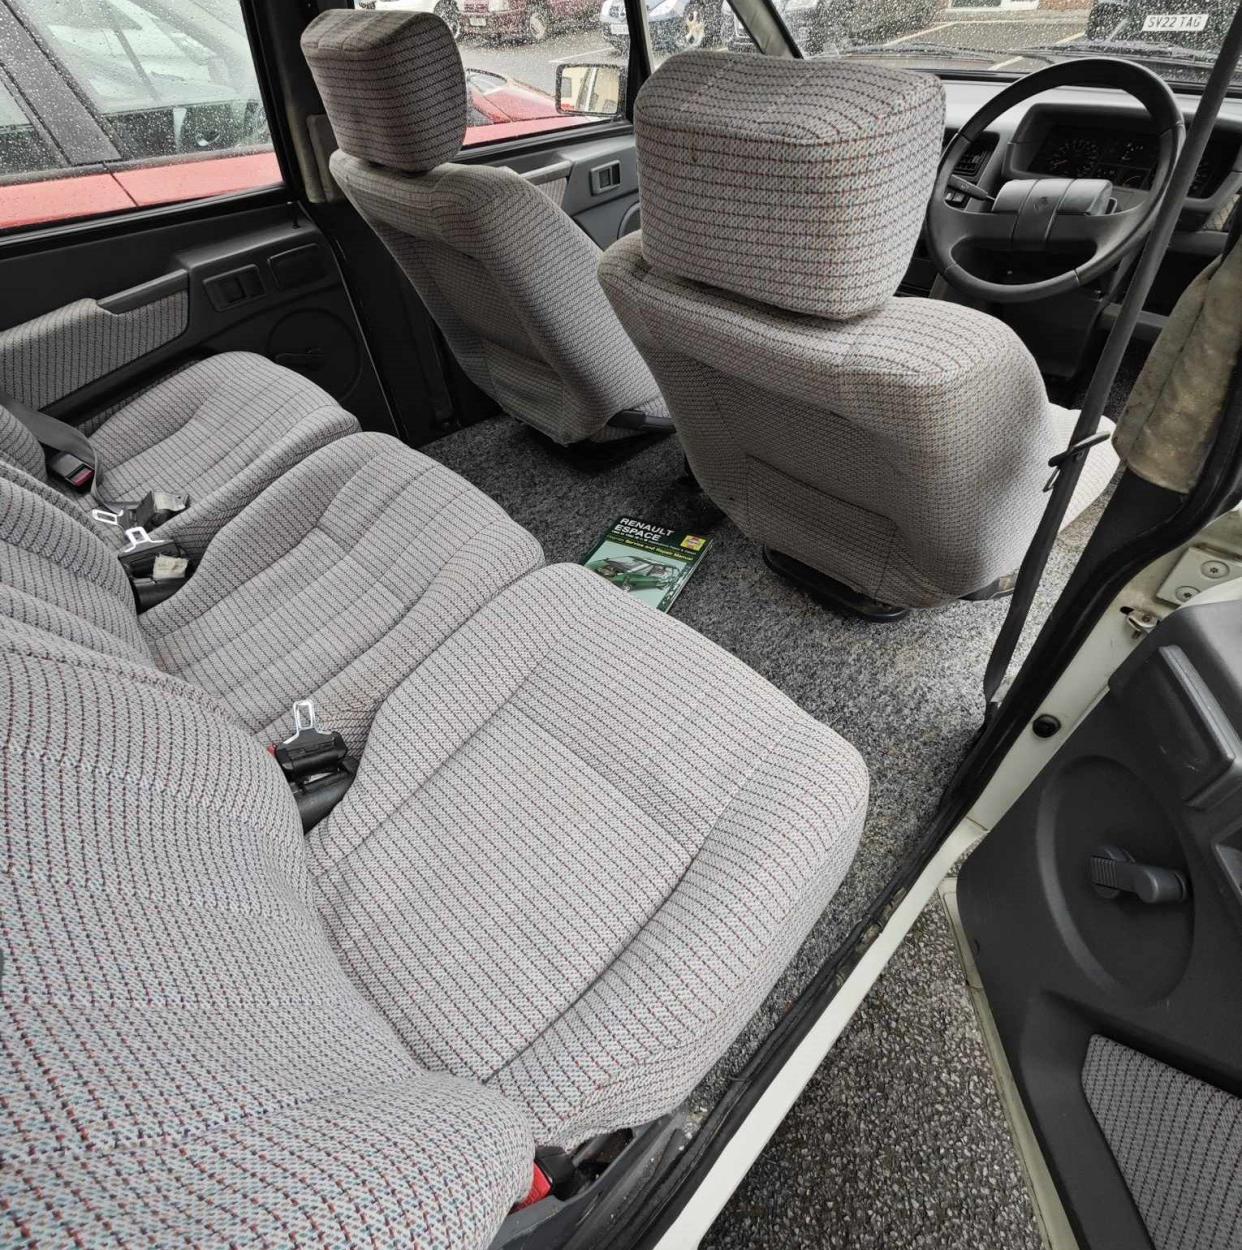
490,132,641,249
958,598,1242,1250
0,202,395,432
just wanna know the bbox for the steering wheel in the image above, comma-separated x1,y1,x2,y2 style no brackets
926,59,1184,304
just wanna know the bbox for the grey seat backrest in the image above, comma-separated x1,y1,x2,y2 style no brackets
302,9,665,446
599,53,1117,608
0,470,535,1247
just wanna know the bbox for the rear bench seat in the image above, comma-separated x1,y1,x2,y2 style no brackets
0,427,543,754
0,377,869,1246
0,351,360,557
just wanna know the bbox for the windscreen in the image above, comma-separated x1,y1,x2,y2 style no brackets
781,0,1237,90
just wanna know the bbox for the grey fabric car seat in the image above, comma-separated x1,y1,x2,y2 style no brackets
0,424,542,756
0,351,359,558
598,53,1118,615
301,9,669,446
2,459,868,1244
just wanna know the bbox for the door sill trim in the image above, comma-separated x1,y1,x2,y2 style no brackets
653,818,986,1249
940,878,1081,1250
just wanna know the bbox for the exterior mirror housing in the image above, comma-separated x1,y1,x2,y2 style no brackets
556,63,624,116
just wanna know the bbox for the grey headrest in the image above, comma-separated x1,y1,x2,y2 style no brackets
302,9,466,174
633,52,945,320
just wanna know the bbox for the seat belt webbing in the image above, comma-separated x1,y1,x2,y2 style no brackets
0,388,99,490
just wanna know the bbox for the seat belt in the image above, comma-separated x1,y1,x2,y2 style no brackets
1,388,189,529
980,18,1242,712
1,387,98,490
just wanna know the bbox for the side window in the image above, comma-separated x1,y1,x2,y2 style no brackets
352,0,756,148
0,0,281,232
0,75,56,179
360,0,634,146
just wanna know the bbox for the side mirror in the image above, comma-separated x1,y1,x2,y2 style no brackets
556,63,625,117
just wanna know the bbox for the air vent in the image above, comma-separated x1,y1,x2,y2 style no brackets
944,134,996,206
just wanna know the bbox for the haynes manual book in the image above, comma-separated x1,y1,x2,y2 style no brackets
582,517,712,613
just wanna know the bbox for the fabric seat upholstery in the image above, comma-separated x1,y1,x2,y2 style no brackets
142,431,544,753
1,439,869,1229
0,351,359,559
598,53,1118,609
302,9,667,445
0,431,543,755
0,617,533,1249
308,563,868,1144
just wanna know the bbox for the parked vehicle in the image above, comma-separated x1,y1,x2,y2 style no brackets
1084,0,1234,50
602,0,724,51
357,0,464,40
464,68,595,142
0,0,279,230
0,0,582,229
460,0,598,44
721,0,937,53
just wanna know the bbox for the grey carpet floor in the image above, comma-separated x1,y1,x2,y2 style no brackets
700,892,1043,1250
426,418,1106,1108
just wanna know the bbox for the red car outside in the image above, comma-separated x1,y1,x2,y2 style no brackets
462,69,595,145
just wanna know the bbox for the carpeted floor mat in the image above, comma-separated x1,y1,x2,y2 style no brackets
426,417,1107,1108
700,892,1044,1250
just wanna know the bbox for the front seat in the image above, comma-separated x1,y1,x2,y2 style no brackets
302,9,669,446
598,53,1118,617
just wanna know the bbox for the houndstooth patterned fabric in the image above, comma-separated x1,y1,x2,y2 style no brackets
600,234,1118,607
0,402,47,481
142,432,543,755
309,563,868,1144
91,352,360,558
1082,1035,1242,1250
0,623,534,1249
0,291,188,410
302,9,466,174
633,53,945,320
329,156,666,444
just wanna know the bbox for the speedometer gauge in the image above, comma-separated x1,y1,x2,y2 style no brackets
1044,135,1102,177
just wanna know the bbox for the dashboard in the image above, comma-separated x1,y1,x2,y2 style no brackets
1029,123,1239,197
900,79,1242,379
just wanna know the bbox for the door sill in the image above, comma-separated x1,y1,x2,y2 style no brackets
940,878,1081,1250
653,818,986,1249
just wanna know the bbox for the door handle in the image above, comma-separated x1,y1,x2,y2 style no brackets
1090,845,1189,904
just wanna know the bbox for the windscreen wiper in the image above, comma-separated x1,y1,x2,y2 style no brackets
836,42,1056,67
1019,38,1219,73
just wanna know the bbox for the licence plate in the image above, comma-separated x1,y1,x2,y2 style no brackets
1142,12,1209,31
609,21,626,32
468,16,487,25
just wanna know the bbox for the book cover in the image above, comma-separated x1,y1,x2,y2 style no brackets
582,516,712,613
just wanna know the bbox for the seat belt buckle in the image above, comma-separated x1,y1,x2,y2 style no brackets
274,699,349,777
272,700,356,830
131,489,190,531
117,526,191,610
47,450,95,491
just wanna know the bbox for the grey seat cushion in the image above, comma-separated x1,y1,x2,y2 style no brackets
0,352,360,559
309,563,868,1144
0,430,543,757
91,352,361,556
302,9,666,445
1,433,870,1214
141,431,544,754
0,622,533,1249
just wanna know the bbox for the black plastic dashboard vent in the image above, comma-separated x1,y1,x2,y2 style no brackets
944,133,996,206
